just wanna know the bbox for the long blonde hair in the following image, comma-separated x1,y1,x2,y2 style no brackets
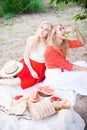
49,24,69,55
31,21,53,51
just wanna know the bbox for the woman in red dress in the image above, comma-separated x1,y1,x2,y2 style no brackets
44,24,87,95
0,21,52,89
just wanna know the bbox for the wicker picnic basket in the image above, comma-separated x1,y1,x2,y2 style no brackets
28,96,71,121
28,99,56,120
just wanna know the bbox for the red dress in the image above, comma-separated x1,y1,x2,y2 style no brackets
45,40,82,71
16,59,46,89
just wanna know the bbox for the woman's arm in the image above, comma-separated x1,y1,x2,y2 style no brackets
24,37,38,78
66,27,86,45
74,27,85,45
72,64,87,71
46,46,87,72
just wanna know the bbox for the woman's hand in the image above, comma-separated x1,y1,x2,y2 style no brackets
65,26,85,45
65,27,77,34
30,69,39,79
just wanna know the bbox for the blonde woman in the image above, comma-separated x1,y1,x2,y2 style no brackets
0,21,52,89
44,24,87,95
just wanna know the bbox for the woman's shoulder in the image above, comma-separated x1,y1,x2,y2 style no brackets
26,35,36,46
27,35,36,42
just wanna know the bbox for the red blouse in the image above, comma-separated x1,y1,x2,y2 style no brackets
45,40,82,71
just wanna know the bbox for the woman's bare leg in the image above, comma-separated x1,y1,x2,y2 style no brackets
0,77,21,86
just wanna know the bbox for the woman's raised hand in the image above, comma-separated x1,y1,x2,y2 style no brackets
65,27,77,34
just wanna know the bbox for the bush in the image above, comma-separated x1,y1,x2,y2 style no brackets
28,0,45,13
73,9,87,21
0,0,45,18
50,0,87,8
50,0,87,20
0,6,4,17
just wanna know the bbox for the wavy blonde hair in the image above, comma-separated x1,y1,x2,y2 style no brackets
49,24,69,55
31,21,53,51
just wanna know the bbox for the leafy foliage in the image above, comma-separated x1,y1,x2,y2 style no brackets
0,0,45,18
50,0,87,8
28,0,45,13
73,9,87,21
50,0,87,20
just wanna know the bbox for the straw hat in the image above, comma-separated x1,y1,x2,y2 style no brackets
0,60,23,77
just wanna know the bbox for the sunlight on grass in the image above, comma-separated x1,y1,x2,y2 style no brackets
0,38,5,43
31,24,37,30
79,27,87,32
5,26,12,31
56,13,61,18
65,15,75,20
79,27,87,38
0,23,5,28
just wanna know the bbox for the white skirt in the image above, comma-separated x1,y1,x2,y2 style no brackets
44,61,87,95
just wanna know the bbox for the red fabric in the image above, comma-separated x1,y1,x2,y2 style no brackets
46,46,73,71
45,40,83,70
67,40,82,48
16,59,46,89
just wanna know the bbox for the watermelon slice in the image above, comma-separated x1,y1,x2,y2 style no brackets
30,91,40,103
50,96,62,102
13,95,24,100
37,86,55,96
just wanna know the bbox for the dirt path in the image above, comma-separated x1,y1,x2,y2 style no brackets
0,6,87,68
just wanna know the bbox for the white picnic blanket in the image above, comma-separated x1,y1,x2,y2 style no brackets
44,61,87,96
0,83,85,130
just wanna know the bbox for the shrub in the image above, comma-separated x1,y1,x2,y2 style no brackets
0,0,45,18
73,9,87,21
0,6,4,17
28,0,45,13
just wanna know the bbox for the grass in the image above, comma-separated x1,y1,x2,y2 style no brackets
0,23,5,28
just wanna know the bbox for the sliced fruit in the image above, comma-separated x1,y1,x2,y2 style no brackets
30,91,40,103
50,96,62,102
37,86,55,96
37,86,42,91
14,95,24,100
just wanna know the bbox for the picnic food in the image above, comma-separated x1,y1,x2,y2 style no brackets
49,95,71,111
14,95,24,100
30,91,40,102
28,96,71,120
28,99,56,120
50,96,62,102
37,86,55,96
